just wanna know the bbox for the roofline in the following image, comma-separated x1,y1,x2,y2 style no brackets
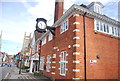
87,2,104,8
36,4,120,44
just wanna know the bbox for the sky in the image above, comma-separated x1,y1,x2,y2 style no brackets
0,0,119,55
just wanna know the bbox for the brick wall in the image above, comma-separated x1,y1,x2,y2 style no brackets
85,16,119,79
40,14,77,79
39,13,119,80
73,14,119,79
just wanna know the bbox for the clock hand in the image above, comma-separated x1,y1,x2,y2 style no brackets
35,26,46,33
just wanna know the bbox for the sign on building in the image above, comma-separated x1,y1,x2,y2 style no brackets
90,60,97,65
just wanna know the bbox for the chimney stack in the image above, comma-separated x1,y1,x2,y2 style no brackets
54,0,64,23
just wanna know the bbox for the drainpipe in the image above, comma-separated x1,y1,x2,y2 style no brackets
83,12,87,81
39,40,42,71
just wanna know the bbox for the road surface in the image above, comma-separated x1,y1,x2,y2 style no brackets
0,66,12,81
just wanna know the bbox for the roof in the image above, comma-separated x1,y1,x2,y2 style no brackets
54,4,119,26
36,3,120,44
80,4,87,8
29,31,43,48
87,2,104,8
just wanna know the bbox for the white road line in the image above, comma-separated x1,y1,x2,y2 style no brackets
4,68,12,79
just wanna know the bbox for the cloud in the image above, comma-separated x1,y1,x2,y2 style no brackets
0,0,34,2
0,0,118,55
23,0,55,26
1,0,118,43
23,0,86,25
1,19,34,43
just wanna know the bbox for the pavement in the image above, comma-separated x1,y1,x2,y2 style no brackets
7,66,22,79
1,66,52,81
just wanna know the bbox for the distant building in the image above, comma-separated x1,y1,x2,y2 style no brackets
0,31,13,64
21,32,31,67
36,0,120,80
0,52,11,63
7,55,13,63
0,31,2,52
0,52,3,63
29,31,42,73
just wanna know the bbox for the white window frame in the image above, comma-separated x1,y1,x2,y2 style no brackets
61,19,68,34
46,55,51,72
48,33,53,41
112,27,119,37
94,19,118,37
96,21,99,30
32,48,35,54
42,37,46,46
36,44,39,52
112,27,115,35
106,24,109,33
60,51,66,76
94,4,102,14
115,27,118,36
40,56,45,70
94,19,120,37
100,22,103,31
103,23,107,32
94,5,97,12
118,28,120,37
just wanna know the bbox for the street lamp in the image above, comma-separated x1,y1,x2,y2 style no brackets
19,53,23,74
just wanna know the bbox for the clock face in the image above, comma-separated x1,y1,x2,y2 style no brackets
38,21,46,29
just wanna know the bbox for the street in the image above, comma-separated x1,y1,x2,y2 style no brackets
0,66,12,81
0,65,51,81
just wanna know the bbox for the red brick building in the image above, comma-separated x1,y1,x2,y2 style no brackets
36,1,120,80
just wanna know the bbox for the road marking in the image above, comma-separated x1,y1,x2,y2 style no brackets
4,68,12,79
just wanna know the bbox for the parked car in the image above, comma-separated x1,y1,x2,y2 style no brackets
7,63,11,67
0,63,2,67
1,63,7,67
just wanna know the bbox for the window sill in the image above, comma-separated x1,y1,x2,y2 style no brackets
48,39,53,42
60,30,68,34
94,30,120,39
41,43,46,46
60,74,66,76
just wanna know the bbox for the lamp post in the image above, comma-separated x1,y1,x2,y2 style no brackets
19,53,22,74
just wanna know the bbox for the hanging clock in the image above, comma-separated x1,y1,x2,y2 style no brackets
37,21,46,29
36,18,47,29
35,18,56,35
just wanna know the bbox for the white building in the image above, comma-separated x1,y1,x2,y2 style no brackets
29,31,42,73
